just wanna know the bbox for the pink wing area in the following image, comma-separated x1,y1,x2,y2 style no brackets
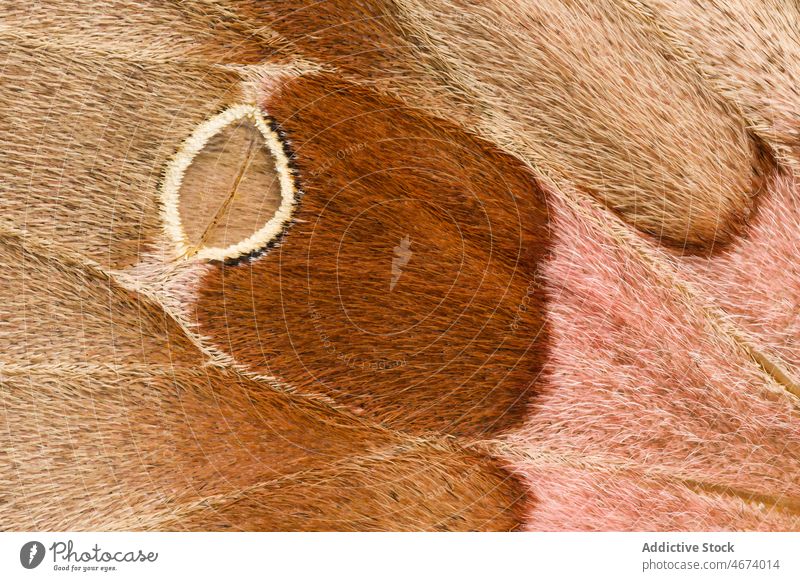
681,174,800,387
501,191,800,531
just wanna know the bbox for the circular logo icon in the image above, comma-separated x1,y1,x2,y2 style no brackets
20,541,45,569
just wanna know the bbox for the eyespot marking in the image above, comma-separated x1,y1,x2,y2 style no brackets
160,104,298,262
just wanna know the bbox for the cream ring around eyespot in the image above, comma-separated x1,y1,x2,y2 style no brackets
160,104,297,262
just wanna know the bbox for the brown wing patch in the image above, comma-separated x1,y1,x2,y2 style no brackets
0,229,528,531
195,74,550,437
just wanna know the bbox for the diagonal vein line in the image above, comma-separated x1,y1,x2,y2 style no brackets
184,133,260,258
